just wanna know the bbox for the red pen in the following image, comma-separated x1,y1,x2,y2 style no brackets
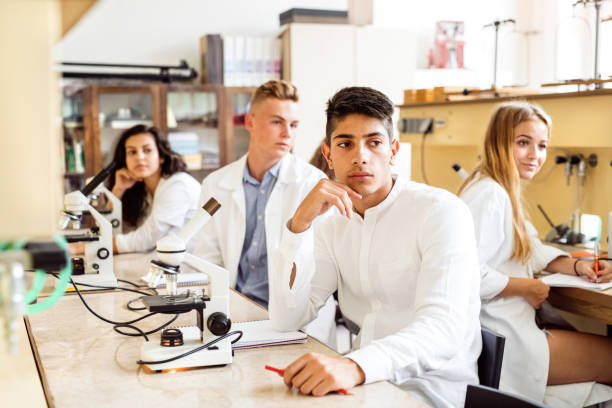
265,365,349,395
594,243,600,282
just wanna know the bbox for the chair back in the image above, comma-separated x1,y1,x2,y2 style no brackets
478,327,505,388
465,384,549,408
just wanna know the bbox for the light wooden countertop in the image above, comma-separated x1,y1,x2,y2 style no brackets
548,286,612,326
25,253,427,407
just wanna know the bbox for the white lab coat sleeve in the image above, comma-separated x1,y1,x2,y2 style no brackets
346,199,480,384
463,184,510,300
192,177,223,266
527,222,569,273
268,220,337,332
115,177,194,253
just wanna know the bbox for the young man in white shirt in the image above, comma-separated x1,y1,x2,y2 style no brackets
268,87,482,407
194,80,336,346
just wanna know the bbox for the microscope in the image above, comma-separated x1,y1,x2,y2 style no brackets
59,161,117,288
139,197,234,371
88,181,122,234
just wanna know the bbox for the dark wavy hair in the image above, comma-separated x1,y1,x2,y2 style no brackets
107,124,187,227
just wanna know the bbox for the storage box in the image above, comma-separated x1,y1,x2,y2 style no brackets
279,8,348,25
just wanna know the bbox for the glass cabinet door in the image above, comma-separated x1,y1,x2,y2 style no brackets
98,92,155,166
167,88,220,181
62,90,86,193
231,92,252,161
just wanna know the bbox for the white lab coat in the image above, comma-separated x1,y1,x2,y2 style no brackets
461,176,612,407
193,154,337,347
269,176,482,408
115,172,200,253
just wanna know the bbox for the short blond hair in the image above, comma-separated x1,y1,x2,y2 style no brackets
249,80,298,112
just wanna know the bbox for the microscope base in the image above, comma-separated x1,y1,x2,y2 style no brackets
140,326,232,371
71,274,117,290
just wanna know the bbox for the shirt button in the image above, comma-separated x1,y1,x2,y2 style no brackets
257,215,262,220
252,241,257,246
260,189,265,194
250,265,255,270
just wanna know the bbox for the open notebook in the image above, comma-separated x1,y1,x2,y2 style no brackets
231,320,307,349
140,272,208,288
171,320,307,350
541,273,612,291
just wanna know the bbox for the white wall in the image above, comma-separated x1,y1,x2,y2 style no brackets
56,0,606,159
56,0,347,71
372,0,520,88
58,0,577,90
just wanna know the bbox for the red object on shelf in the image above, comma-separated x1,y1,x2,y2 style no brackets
434,21,465,69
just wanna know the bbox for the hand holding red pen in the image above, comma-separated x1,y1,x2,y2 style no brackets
592,259,612,283
266,352,364,396
265,365,349,395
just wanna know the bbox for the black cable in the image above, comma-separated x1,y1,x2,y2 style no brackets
68,278,160,325
67,278,181,338
113,314,179,339
113,323,150,342
118,278,158,295
420,132,430,185
127,296,147,311
136,330,243,365
46,275,183,341
70,280,155,297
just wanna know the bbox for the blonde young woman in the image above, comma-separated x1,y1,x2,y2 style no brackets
458,102,612,405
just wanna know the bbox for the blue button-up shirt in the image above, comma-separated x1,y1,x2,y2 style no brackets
235,158,282,307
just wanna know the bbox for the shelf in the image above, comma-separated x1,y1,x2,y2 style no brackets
169,124,217,131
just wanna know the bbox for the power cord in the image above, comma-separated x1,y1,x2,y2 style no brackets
136,330,243,365
42,272,241,368
67,277,180,339
44,272,181,341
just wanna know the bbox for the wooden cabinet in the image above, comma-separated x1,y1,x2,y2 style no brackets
61,83,256,191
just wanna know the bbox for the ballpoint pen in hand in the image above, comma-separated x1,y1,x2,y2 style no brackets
265,365,349,395
594,242,600,282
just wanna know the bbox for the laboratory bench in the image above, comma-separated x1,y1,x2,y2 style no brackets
10,253,427,407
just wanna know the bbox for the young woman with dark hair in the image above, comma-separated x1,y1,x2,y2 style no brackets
71,124,201,254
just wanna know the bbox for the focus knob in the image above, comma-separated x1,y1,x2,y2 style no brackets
207,312,231,336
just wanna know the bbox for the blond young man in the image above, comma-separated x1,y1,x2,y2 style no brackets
194,80,336,346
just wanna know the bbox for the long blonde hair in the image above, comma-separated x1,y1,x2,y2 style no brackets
458,101,551,263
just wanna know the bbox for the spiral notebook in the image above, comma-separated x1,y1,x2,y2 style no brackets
231,320,307,350
541,273,612,291
170,320,306,350
140,272,208,288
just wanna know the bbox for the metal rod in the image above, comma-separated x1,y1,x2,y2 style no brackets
61,71,196,83
484,19,515,89
61,61,189,69
594,0,602,88
493,23,499,89
537,204,556,229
